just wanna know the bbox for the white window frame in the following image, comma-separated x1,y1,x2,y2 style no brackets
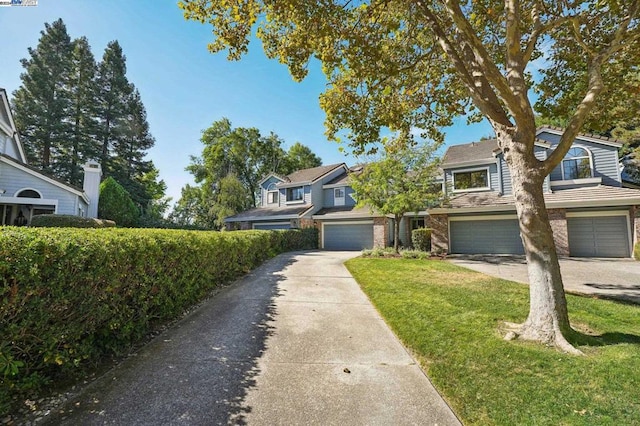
286,186,304,204
266,183,279,205
334,187,345,206
14,187,43,198
451,167,491,193
560,145,593,181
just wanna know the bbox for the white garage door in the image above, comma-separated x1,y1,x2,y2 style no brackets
567,214,630,258
323,222,374,250
450,218,524,255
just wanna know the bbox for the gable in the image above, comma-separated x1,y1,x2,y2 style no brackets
261,175,284,190
0,88,27,163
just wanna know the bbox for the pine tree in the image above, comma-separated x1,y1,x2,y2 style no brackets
62,36,100,186
96,40,131,177
112,87,157,209
12,19,73,172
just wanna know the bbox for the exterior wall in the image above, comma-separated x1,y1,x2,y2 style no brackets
323,186,357,207
239,221,252,230
373,217,388,248
319,167,348,185
538,133,621,187
631,206,639,250
497,148,549,195
261,176,283,207
548,208,569,256
299,218,315,229
430,214,449,254
0,162,80,214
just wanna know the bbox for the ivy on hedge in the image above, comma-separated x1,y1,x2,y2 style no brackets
0,227,317,414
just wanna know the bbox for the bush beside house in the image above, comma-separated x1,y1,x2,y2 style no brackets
0,227,317,414
411,228,432,252
98,177,140,227
30,214,116,228
635,242,639,260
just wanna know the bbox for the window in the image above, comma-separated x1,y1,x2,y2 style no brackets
562,147,592,180
411,217,425,230
266,183,279,204
16,189,41,198
286,186,304,202
334,187,345,206
453,168,489,191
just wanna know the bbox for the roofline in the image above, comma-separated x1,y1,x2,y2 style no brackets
0,88,27,163
225,204,315,222
258,172,286,186
0,155,89,202
441,158,497,168
429,196,640,214
536,126,623,148
280,163,348,187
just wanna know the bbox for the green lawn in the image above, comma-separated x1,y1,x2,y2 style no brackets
345,258,640,425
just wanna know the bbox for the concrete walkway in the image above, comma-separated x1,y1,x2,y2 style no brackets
448,255,640,304
44,251,460,426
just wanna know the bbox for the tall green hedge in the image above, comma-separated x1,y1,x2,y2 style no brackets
30,214,116,228
0,227,317,414
411,228,432,252
635,242,639,261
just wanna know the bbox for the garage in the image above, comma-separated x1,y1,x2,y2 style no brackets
567,213,630,258
449,217,524,255
323,221,374,250
253,222,291,230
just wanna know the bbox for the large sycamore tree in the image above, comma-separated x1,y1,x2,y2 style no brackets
179,1,640,353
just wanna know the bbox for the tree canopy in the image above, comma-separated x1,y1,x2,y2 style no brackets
180,0,639,353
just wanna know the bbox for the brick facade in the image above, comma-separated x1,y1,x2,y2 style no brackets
430,214,449,254
373,217,388,248
299,218,315,229
548,208,569,256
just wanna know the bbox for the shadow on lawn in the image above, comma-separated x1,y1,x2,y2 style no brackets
570,330,640,347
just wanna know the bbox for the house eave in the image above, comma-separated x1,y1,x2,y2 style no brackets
537,127,623,148
225,214,300,223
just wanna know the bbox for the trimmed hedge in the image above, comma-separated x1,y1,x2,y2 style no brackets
411,228,432,252
30,214,116,228
0,227,317,414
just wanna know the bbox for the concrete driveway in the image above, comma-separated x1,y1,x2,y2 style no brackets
42,251,460,426
448,255,640,304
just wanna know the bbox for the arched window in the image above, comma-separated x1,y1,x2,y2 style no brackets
266,183,279,204
562,147,592,180
16,189,42,198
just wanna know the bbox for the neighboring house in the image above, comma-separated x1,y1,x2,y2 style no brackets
226,126,640,258
225,163,391,250
0,88,101,225
430,127,640,258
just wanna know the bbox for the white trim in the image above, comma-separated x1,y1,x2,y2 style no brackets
444,158,497,168
323,182,349,189
226,214,300,222
429,205,516,214
0,90,27,163
334,187,345,206
0,156,89,202
0,197,59,210
14,187,43,198
258,173,285,186
451,166,491,193
566,210,629,218
558,145,594,180
537,127,622,148
252,221,291,229
312,212,376,220
321,220,374,249
550,177,601,187
279,181,311,189
449,214,518,222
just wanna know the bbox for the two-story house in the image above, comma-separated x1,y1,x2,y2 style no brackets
225,163,391,250
429,127,640,258
0,88,101,225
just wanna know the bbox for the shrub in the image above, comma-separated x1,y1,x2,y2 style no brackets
98,177,140,227
635,243,639,261
400,249,430,259
0,227,314,414
30,214,116,228
411,228,432,252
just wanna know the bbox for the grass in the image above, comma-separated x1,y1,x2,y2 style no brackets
345,258,640,426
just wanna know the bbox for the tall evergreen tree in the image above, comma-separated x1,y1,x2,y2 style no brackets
12,19,73,172
112,87,156,208
62,36,100,186
96,40,131,177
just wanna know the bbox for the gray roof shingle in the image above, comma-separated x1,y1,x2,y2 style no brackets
284,163,345,184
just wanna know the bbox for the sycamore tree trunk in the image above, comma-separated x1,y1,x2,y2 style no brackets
498,129,581,355
394,214,401,253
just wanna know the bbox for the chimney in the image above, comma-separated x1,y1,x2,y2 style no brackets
83,161,102,218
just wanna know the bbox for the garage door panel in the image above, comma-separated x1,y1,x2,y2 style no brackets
324,223,373,250
253,223,291,230
450,219,524,255
568,216,629,258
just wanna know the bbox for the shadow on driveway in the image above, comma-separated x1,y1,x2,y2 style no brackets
43,253,298,426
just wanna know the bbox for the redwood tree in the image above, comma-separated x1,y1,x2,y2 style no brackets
179,0,640,353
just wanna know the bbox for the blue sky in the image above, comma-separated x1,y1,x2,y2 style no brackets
0,0,493,202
